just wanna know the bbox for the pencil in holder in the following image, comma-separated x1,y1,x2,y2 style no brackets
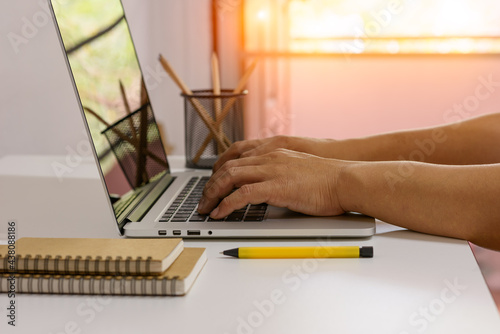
183,89,246,169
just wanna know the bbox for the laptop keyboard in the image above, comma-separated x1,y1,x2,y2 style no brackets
159,176,268,223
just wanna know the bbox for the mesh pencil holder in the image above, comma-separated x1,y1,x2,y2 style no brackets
101,104,168,188
183,89,246,169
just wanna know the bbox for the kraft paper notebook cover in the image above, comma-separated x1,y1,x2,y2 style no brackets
0,238,183,275
0,248,207,296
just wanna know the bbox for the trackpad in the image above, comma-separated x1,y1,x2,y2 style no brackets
266,206,373,224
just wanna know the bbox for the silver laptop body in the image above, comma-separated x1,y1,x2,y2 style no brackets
49,0,375,238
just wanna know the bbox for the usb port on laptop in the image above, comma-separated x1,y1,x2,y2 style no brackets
187,230,200,236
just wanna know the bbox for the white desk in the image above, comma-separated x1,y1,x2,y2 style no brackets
1,155,499,334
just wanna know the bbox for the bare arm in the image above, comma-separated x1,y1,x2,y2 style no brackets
336,112,500,164
338,161,500,250
198,150,500,250
214,113,500,169
198,112,500,250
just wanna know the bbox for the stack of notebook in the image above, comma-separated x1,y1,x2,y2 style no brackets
0,238,206,296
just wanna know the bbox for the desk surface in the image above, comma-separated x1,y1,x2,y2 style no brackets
1,155,499,334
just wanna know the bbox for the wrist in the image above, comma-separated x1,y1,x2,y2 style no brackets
293,137,337,158
335,160,364,213
327,138,366,161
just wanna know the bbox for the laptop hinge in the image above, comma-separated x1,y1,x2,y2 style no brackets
126,174,175,222
119,217,132,235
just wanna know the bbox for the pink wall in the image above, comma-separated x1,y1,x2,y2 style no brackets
245,55,500,140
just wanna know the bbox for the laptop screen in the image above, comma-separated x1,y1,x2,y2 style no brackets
50,0,172,229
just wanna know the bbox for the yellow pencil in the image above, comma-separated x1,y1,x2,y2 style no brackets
220,246,373,259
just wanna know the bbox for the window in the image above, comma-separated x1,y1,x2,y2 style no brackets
244,0,500,54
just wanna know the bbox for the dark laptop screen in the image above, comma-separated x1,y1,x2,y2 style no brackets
50,0,170,224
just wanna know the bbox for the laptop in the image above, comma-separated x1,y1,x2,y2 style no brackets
48,0,375,238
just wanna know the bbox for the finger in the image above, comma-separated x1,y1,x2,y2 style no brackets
213,139,263,172
209,182,271,219
198,163,270,214
204,155,273,197
240,141,278,159
240,136,292,159
212,144,242,172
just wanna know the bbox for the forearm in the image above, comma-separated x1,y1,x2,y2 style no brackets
337,161,500,250
330,113,500,165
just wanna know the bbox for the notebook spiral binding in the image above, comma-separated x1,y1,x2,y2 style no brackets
0,247,207,296
2,254,154,275
6,274,180,295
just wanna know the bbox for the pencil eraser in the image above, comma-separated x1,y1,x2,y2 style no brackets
360,246,373,258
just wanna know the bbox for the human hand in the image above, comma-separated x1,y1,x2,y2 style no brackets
197,148,349,219
212,136,337,173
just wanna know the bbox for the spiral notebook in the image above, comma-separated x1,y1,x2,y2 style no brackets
0,237,183,276
0,248,207,296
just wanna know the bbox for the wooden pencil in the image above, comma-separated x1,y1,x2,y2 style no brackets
211,52,223,155
158,54,229,151
193,58,259,163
